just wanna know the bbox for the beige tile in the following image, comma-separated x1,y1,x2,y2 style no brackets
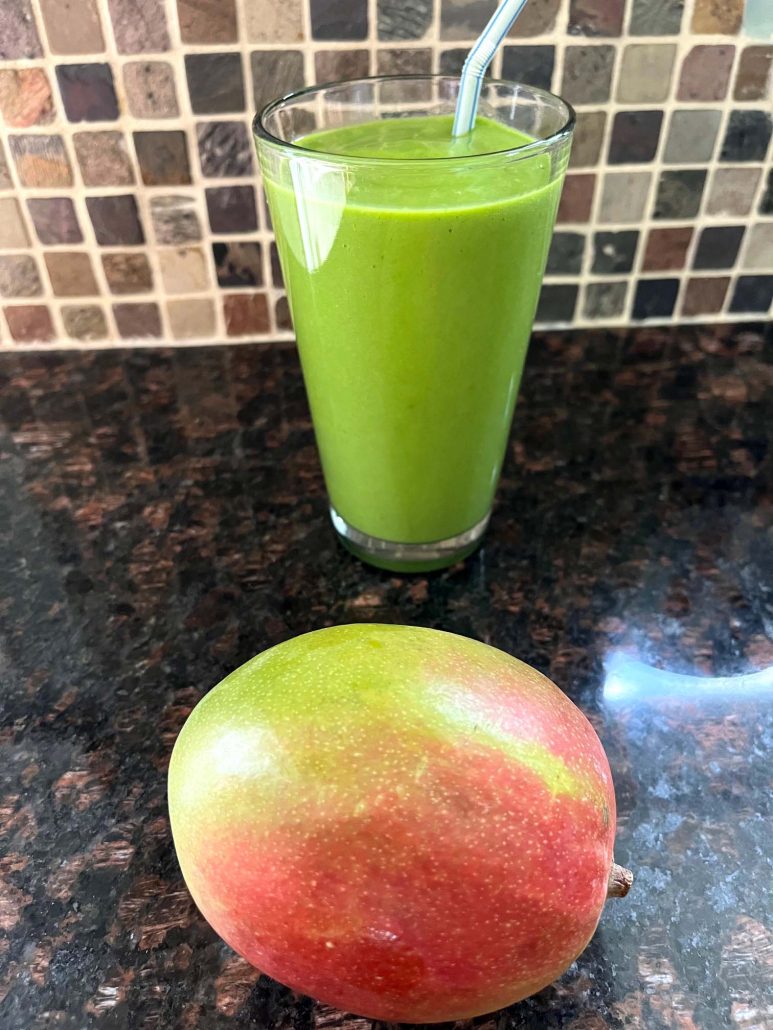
39,0,104,54
45,252,100,296
598,172,652,224
743,224,773,270
158,247,210,293
0,197,30,247
617,44,677,104
245,0,304,42
706,168,762,217
167,297,216,339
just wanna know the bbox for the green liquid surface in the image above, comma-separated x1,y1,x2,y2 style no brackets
265,115,562,551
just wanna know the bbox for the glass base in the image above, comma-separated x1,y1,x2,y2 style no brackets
330,507,490,573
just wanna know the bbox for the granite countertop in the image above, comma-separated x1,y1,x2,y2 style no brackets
0,323,771,1029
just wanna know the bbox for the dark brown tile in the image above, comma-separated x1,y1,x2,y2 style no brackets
0,68,55,127
212,241,263,288
197,122,253,178
177,0,237,43
312,0,368,40
205,186,258,234
8,134,73,188
86,195,145,246
378,0,432,40
0,0,43,59
4,304,54,342
0,197,30,247
113,302,162,338
678,46,734,102
27,197,82,245
608,110,663,164
315,49,370,83
501,46,555,91
150,195,202,244
569,110,606,168
44,252,100,296
275,295,292,330
61,303,107,339
681,276,729,317
693,225,745,271
562,46,615,104
251,50,305,113
73,131,135,186
642,227,693,272
56,63,120,122
743,224,773,270
186,53,245,115
568,0,624,36
270,242,283,287
734,47,773,101
691,0,743,34
107,0,170,54
376,48,432,75
246,0,304,43
39,0,104,54
556,173,595,223
224,292,270,335
508,0,560,37
123,61,179,118
102,252,153,294
0,255,42,298
134,130,191,186
438,49,467,75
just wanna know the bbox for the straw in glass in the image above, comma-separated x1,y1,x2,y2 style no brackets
452,0,531,137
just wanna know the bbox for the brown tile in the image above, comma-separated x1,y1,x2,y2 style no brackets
186,53,245,114
150,195,202,245
556,173,595,223
743,224,773,270
598,171,652,223
0,0,43,59
107,0,170,54
123,61,179,118
39,0,104,54
251,50,305,113
74,131,135,186
4,305,54,343
27,197,82,244
178,0,237,43
44,252,100,296
642,227,693,272
691,0,743,34
734,47,773,102
568,0,624,36
0,197,30,247
56,63,119,122
315,49,370,84
0,255,42,298
205,186,257,234
102,252,153,294
617,44,676,103
134,130,191,186
377,49,433,75
706,167,762,217
86,195,144,246
275,295,292,330
678,46,735,102
270,242,283,286
607,110,662,164
167,297,216,340
224,293,270,335
158,247,210,293
245,0,304,42
569,111,606,168
212,241,263,288
8,134,73,188
62,303,107,340
0,69,55,127
681,277,729,317
562,46,615,104
113,302,162,338
312,0,368,40
508,0,560,37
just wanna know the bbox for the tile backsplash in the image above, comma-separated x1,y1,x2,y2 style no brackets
0,0,770,348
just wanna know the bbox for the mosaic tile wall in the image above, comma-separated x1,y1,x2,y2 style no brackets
0,0,771,347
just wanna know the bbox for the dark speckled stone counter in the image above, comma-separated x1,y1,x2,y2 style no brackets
1,323,772,1029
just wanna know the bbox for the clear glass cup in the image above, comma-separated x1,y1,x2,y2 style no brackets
254,76,574,572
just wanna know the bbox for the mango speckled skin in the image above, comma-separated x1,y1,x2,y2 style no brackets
168,625,617,1022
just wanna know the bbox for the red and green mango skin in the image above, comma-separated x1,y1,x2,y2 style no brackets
168,625,617,1023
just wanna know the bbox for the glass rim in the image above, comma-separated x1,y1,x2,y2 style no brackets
253,74,576,167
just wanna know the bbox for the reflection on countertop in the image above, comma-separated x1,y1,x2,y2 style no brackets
0,322,771,1028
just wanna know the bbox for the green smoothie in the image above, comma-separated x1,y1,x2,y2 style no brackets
263,114,562,562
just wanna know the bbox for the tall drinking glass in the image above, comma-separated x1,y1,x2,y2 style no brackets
255,76,574,572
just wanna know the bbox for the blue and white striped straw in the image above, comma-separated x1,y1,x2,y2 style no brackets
452,0,531,137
